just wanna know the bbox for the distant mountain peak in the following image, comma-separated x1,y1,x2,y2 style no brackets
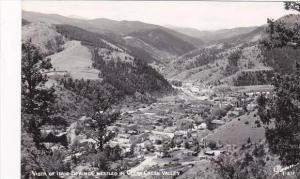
167,24,259,43
67,15,88,20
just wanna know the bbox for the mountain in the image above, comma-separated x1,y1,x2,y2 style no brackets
217,26,267,45
67,15,87,20
165,13,300,86
165,25,206,39
22,21,174,97
24,10,300,87
22,11,160,35
127,28,197,57
121,27,204,61
23,10,203,60
181,13,300,84
164,25,271,86
87,18,160,35
166,25,258,43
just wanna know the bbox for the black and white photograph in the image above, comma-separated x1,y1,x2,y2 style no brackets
1,0,300,178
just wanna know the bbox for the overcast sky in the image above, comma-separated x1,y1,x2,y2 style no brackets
22,1,297,31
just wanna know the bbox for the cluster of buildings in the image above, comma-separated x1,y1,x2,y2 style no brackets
51,85,273,173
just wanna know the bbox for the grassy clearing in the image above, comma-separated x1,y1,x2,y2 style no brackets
48,40,100,80
205,111,265,145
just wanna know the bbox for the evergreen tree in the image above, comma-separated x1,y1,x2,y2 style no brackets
258,2,300,166
21,42,70,179
87,94,120,151
21,41,56,147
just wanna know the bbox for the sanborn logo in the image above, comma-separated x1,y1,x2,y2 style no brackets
272,165,296,177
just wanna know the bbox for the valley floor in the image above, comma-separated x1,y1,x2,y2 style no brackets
59,82,272,179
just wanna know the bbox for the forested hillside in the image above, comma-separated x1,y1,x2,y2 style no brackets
55,24,173,96
22,22,65,55
129,28,197,56
260,14,300,74
165,14,300,86
23,10,203,62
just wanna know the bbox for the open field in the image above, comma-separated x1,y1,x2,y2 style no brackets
48,40,100,80
205,111,265,145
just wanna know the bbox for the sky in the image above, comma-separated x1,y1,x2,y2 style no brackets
22,1,297,31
